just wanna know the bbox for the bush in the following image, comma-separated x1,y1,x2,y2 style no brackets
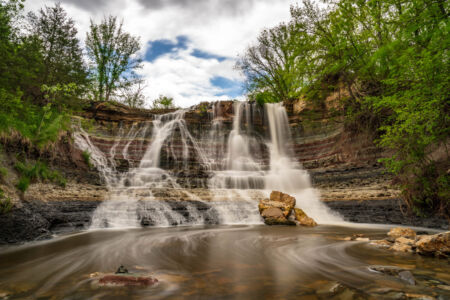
15,161,66,192
17,176,30,192
0,167,7,179
0,188,13,214
82,150,93,168
151,95,175,109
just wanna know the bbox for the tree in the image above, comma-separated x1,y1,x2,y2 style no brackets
86,15,142,102
151,95,174,109
236,18,312,103
28,3,87,87
119,79,146,108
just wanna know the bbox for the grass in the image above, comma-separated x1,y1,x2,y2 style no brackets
0,188,13,214
15,161,66,192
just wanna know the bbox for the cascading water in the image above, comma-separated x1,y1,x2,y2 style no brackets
264,103,342,222
73,101,341,228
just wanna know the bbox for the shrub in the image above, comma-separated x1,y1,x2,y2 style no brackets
15,161,66,192
0,167,7,179
82,150,93,168
0,189,13,214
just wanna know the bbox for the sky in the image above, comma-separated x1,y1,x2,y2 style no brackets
25,0,297,108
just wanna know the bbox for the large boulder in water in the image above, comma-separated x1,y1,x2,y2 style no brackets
415,232,450,257
258,191,296,218
258,191,298,226
261,207,295,226
293,208,317,227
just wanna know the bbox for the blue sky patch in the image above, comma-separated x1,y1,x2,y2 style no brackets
210,76,244,98
192,49,227,62
145,35,189,62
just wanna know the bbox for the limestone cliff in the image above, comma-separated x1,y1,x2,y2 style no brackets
0,100,447,244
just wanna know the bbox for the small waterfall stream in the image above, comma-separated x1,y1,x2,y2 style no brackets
74,101,341,228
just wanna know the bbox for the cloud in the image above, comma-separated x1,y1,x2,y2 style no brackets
25,0,297,107
136,0,258,16
51,0,111,11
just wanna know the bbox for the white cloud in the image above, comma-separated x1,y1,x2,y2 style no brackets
139,47,243,108
25,0,297,107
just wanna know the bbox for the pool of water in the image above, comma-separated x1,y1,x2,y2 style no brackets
0,225,448,299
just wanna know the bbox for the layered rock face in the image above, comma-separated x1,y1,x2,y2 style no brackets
1,99,447,244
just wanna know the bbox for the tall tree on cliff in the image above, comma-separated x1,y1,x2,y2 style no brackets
85,15,142,102
28,3,87,87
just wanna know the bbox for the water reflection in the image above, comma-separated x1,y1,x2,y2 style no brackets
0,225,448,299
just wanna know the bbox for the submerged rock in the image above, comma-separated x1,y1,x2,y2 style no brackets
293,208,317,227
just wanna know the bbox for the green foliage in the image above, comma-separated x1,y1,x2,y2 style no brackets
0,188,13,214
151,95,175,109
82,150,93,168
15,161,66,192
0,166,7,179
86,15,142,103
16,176,29,192
241,0,449,216
27,3,88,90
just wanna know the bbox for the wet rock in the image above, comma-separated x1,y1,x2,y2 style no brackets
316,281,345,297
396,237,415,246
388,228,416,239
293,208,317,227
405,293,435,300
270,191,296,209
370,239,392,248
369,265,405,276
390,242,413,253
115,265,129,274
369,266,417,286
98,274,158,287
259,191,298,225
261,207,295,226
355,237,370,242
258,191,296,218
258,199,292,217
398,271,416,285
415,232,450,258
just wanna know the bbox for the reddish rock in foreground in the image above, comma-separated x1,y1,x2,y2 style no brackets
97,274,158,287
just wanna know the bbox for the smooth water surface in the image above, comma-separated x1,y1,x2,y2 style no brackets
0,225,448,299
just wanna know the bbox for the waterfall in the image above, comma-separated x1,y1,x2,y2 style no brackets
264,103,342,222
74,101,341,228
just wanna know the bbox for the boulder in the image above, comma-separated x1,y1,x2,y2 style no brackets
390,242,413,253
293,208,317,227
415,232,450,257
260,207,295,226
395,237,415,246
387,227,416,239
98,274,158,287
270,191,296,208
258,199,292,217
258,191,298,225
370,239,392,248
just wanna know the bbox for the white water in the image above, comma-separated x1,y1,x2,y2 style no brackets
73,102,342,228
